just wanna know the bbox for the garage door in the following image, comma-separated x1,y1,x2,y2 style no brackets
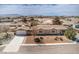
16,30,27,36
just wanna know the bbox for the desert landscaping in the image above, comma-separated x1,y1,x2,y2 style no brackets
0,16,79,53
24,36,73,44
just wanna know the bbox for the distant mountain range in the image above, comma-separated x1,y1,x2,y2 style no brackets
0,14,22,16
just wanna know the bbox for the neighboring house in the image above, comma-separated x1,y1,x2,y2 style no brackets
0,19,13,22
60,19,74,27
73,24,79,33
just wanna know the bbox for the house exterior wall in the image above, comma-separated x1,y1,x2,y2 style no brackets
26,30,32,35
14,28,66,36
34,29,65,35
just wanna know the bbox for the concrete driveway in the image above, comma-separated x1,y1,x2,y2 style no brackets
3,36,25,53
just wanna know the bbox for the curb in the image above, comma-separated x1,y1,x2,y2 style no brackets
20,42,77,46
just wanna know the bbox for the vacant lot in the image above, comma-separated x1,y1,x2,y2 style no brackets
24,36,73,44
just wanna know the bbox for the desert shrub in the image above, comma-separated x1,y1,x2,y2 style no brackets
34,38,42,43
40,37,43,40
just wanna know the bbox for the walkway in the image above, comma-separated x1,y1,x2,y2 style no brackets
3,36,25,53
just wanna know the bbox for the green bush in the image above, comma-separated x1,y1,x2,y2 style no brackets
64,28,76,41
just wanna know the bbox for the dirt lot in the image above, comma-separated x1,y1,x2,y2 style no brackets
24,36,73,44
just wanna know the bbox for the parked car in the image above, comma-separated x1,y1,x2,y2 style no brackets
75,38,79,42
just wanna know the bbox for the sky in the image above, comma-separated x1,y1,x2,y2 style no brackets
0,4,79,16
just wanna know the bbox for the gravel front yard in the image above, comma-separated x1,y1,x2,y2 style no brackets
24,36,73,44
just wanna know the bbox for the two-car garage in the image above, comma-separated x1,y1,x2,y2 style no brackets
16,30,27,36
15,26,30,36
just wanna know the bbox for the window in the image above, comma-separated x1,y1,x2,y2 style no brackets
52,30,55,33
39,31,42,33
60,30,65,34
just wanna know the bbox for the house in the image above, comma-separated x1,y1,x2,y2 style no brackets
32,25,67,35
12,24,68,36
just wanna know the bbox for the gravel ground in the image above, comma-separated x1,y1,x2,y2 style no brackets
25,36,73,44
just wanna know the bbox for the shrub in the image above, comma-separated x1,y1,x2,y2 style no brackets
60,37,63,41
34,37,43,43
34,38,41,43
40,37,43,40
64,28,76,41
54,37,58,41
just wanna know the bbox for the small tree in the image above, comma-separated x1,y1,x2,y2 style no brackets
22,17,27,23
64,28,76,41
30,17,39,39
0,25,9,38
